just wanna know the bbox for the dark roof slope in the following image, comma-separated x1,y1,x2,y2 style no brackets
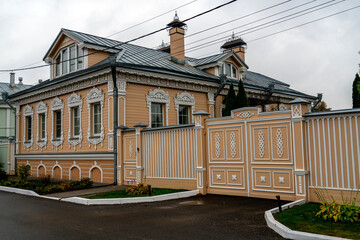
0,82,32,101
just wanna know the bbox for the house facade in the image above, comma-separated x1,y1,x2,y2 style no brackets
8,15,317,186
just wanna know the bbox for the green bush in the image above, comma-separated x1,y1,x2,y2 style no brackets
315,188,360,223
40,175,52,186
17,165,31,180
0,163,8,181
126,183,151,196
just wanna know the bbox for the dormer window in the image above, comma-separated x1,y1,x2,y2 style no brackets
55,45,83,77
223,62,238,79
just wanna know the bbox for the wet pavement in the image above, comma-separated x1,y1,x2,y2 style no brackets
0,191,284,240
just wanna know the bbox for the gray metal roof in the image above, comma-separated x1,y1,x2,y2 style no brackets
0,82,32,101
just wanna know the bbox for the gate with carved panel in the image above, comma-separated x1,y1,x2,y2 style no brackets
205,101,309,201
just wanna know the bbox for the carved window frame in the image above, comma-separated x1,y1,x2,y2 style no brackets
51,97,64,149
146,88,170,128
87,88,104,149
23,105,34,149
36,101,48,150
68,93,83,150
174,91,195,125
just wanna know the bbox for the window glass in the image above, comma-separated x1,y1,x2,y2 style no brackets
93,103,101,135
151,103,163,128
26,116,32,141
77,46,83,70
55,111,61,139
69,46,76,72
55,55,61,76
62,48,68,74
232,65,237,79
225,63,231,77
40,114,46,140
73,107,80,137
179,105,189,125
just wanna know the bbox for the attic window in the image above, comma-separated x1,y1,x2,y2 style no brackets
55,45,83,77
223,62,238,79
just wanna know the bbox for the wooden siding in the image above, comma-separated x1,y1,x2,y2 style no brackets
87,49,109,67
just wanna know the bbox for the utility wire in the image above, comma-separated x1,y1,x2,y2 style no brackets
106,0,198,38
0,0,237,73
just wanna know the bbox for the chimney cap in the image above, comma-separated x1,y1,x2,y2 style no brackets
167,11,187,29
221,33,247,50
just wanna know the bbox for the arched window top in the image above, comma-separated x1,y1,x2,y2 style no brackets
54,44,83,77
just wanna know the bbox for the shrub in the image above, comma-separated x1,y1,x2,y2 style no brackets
18,165,31,180
0,163,8,181
315,188,360,223
126,183,151,196
40,175,52,186
37,178,93,194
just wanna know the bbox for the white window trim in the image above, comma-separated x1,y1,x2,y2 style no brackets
36,101,48,150
87,87,104,149
174,91,195,125
54,44,83,77
68,92,83,150
51,97,64,149
223,62,238,79
146,88,170,128
23,105,34,149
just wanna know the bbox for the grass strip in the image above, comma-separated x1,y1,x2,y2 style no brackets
274,203,360,239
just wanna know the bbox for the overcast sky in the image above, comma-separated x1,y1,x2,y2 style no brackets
0,0,359,110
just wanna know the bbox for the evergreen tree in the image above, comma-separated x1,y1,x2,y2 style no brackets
353,73,360,108
235,79,248,108
223,83,236,116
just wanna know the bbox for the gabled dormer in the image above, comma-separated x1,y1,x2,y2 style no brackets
43,29,118,80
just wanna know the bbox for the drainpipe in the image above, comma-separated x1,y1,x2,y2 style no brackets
214,73,227,117
263,83,274,112
109,54,118,185
311,93,323,112
1,92,17,174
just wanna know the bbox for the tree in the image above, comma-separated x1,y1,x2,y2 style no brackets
352,73,360,108
235,79,248,108
313,101,331,112
222,83,236,116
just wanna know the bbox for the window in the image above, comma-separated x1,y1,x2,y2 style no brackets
92,103,101,135
54,45,83,77
178,105,190,125
223,62,238,79
151,103,164,128
26,116,32,141
39,114,46,140
72,107,80,137
54,110,62,139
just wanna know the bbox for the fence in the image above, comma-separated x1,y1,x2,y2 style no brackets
122,100,360,202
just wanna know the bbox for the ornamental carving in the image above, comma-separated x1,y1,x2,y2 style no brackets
36,101,48,150
279,177,285,184
276,128,284,158
146,88,170,127
174,91,195,124
68,93,83,150
87,88,105,149
237,111,254,119
230,131,236,158
291,105,301,118
23,105,34,149
258,130,265,158
215,133,221,158
51,97,64,149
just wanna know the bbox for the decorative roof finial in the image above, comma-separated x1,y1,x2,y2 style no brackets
231,31,236,40
174,11,179,20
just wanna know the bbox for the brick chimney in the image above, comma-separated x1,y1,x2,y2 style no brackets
167,12,187,62
221,33,246,62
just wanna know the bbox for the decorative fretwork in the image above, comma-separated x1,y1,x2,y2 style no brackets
215,133,221,158
276,129,284,158
36,101,48,150
291,105,301,118
129,140,133,157
68,93,83,150
174,91,195,124
87,88,105,149
51,97,64,149
258,130,265,158
237,111,254,119
230,132,236,158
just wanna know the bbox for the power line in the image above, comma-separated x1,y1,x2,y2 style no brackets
106,0,198,38
0,0,237,73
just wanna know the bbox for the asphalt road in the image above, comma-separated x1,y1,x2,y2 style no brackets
0,191,284,240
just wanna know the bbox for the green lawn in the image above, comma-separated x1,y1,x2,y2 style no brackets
274,203,360,239
86,188,185,199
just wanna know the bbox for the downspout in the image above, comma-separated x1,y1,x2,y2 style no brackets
1,92,16,174
263,83,274,112
214,73,227,117
109,54,118,185
311,93,323,112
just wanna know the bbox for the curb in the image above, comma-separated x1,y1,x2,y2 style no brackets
62,190,200,205
0,186,199,205
265,199,350,240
